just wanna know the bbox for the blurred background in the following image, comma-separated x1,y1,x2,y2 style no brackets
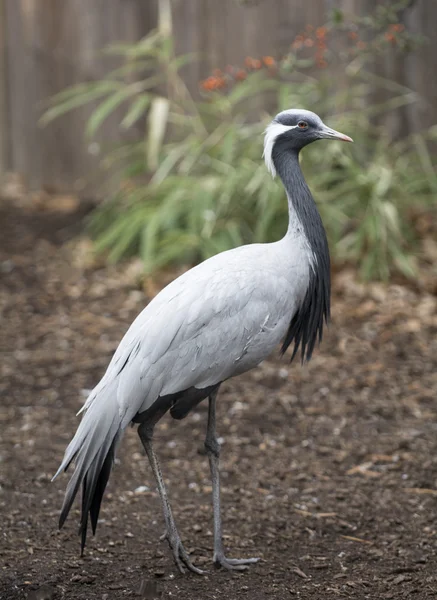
2,3,437,598
0,0,436,281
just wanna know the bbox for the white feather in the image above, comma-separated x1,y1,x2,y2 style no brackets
263,123,297,177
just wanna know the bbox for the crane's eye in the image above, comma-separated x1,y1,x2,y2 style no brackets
298,121,308,129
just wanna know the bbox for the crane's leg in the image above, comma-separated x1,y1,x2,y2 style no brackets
138,416,204,575
205,388,260,570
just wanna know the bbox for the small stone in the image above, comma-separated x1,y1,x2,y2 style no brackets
154,569,165,578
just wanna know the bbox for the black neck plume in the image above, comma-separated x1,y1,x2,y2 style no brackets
272,143,331,362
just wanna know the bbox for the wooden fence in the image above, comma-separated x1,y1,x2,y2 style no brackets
0,0,435,194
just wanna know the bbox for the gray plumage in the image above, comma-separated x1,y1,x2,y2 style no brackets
54,109,352,573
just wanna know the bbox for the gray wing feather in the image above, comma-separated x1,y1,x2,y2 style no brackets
82,243,300,420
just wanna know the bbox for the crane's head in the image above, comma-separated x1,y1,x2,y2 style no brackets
263,109,353,176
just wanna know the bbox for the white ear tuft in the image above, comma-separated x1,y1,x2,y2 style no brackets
263,122,296,177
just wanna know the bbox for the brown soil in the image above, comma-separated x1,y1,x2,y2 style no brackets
1,201,437,600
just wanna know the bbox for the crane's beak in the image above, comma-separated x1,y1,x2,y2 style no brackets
319,126,353,143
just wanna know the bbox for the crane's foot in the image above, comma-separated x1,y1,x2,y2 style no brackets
162,529,205,575
213,552,260,571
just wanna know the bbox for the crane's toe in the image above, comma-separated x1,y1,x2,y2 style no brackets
213,553,260,571
163,529,205,575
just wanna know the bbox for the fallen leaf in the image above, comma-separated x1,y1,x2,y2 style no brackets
346,463,381,477
405,487,437,496
340,535,373,545
291,566,308,578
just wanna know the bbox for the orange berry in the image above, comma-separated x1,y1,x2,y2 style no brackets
304,38,314,47
235,69,247,81
262,56,276,67
316,27,327,39
201,76,227,92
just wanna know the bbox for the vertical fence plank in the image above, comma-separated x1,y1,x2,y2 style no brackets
407,0,437,133
0,0,435,193
5,0,157,194
0,0,10,182
173,0,326,92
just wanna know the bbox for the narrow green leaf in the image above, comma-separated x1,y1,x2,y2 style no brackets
121,96,151,129
86,89,133,137
40,88,113,125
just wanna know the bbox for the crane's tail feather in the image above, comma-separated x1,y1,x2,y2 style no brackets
78,431,119,552
54,387,123,552
89,438,116,535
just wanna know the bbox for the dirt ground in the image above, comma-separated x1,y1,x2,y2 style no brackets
1,200,437,600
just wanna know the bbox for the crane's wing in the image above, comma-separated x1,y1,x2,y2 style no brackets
82,244,297,426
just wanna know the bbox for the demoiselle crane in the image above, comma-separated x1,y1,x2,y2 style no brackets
54,109,352,574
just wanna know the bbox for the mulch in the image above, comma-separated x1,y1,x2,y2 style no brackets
1,199,437,599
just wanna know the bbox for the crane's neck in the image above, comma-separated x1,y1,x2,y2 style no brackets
272,145,331,361
272,148,328,265
273,148,322,242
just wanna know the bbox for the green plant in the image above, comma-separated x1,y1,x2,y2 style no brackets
42,0,436,280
